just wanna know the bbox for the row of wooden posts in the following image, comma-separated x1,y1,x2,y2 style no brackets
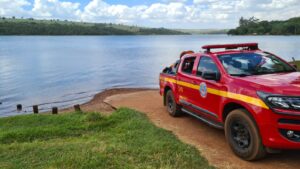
16,104,81,114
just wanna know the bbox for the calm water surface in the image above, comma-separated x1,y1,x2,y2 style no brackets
0,35,299,117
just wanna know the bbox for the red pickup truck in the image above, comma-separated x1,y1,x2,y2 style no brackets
159,43,300,160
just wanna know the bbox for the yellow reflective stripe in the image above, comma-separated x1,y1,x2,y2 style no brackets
163,77,177,84
207,88,269,109
162,77,269,109
177,80,198,90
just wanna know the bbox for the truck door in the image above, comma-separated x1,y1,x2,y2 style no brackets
177,56,197,106
189,56,222,119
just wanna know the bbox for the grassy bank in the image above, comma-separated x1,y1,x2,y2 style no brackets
0,108,213,169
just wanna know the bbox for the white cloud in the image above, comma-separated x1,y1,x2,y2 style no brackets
260,0,298,9
193,0,218,5
0,0,299,28
0,0,30,17
142,3,187,21
162,0,187,3
31,0,81,19
81,0,146,23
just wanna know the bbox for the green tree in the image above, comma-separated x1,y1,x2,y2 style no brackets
229,16,300,35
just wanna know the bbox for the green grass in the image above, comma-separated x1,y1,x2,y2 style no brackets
0,108,213,169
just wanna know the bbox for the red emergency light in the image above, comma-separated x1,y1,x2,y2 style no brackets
202,43,259,52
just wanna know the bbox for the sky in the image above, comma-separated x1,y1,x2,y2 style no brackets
0,0,299,29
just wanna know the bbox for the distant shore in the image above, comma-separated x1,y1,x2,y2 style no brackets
0,18,188,35
228,16,300,35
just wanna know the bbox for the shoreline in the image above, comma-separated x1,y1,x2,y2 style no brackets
0,88,156,117
60,87,157,114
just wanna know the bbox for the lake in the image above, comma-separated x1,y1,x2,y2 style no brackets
0,35,299,117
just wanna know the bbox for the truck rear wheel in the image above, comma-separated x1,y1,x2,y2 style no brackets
165,90,182,117
225,109,266,161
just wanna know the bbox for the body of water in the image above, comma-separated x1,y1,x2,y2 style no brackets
0,35,299,117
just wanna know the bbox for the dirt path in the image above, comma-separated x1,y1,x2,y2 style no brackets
61,88,153,114
103,90,300,169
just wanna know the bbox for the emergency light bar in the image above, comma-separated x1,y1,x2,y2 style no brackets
202,43,259,52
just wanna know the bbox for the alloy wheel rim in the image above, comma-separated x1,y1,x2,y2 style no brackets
231,120,251,149
167,95,174,112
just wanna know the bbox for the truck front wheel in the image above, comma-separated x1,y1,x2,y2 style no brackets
165,90,182,117
225,109,266,161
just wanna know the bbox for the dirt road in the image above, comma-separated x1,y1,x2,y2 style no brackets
103,90,300,169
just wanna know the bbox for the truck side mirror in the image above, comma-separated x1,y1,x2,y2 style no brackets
202,71,221,81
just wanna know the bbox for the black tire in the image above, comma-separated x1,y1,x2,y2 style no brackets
165,90,182,117
225,109,266,161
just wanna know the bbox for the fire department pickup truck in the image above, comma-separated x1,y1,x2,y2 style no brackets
159,43,300,160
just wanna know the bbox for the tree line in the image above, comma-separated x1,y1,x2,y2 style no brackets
0,17,187,35
228,16,300,35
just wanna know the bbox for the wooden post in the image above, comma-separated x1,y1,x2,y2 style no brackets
17,104,22,111
74,104,81,112
52,107,58,114
33,105,39,114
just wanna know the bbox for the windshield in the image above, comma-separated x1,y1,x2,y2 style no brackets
218,52,296,77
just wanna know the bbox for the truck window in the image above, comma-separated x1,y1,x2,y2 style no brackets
181,57,196,74
197,56,219,76
218,52,296,76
